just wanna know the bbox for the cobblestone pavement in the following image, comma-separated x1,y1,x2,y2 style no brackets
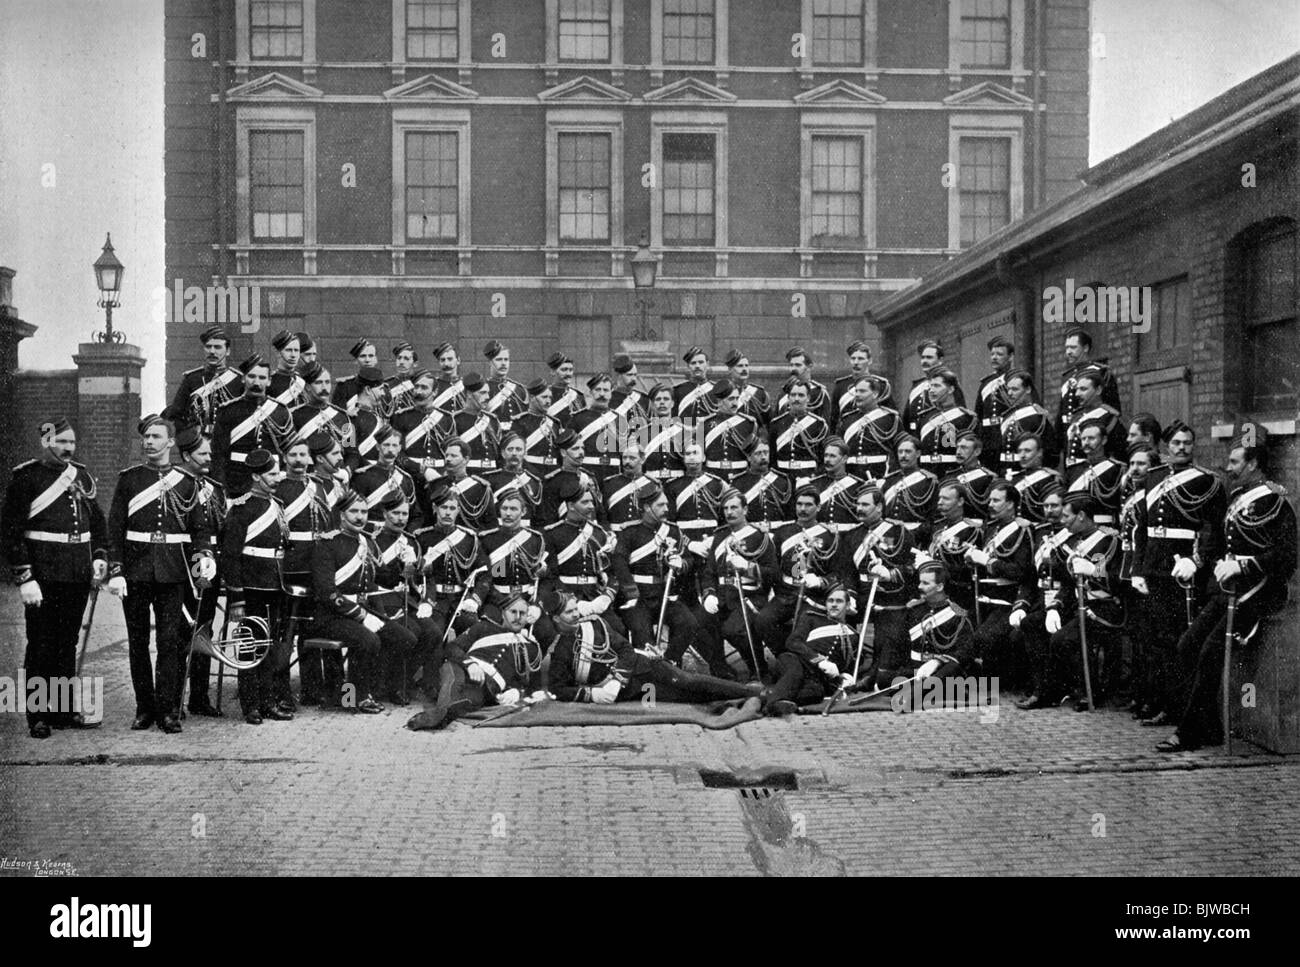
2,596,1297,876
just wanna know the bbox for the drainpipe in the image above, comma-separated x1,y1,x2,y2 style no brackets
1033,0,1045,208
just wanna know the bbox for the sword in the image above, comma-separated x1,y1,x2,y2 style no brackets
733,570,761,680
1075,574,1095,712
74,586,100,678
654,538,678,655
1221,554,1238,755
1178,576,1196,628
822,576,878,716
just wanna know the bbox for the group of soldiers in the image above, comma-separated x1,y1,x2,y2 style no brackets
4,323,1295,751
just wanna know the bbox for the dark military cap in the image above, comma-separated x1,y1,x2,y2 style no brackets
349,339,374,359
611,353,633,374
199,326,231,344
483,340,506,360
462,372,486,393
358,366,384,387
245,448,276,474
270,329,298,351
238,353,266,375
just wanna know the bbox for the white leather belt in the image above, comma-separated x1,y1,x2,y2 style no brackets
229,451,248,463
632,574,664,584
901,521,921,530
826,521,856,533
707,459,748,470
243,546,283,559
430,583,462,594
611,521,635,532
340,592,369,603
126,530,188,544
582,455,618,466
288,531,317,542
920,455,955,464
1094,514,1115,524
492,584,530,595
847,455,886,464
1148,526,1195,540
558,575,598,585
779,460,816,470
466,459,494,468
677,520,713,531
24,530,90,544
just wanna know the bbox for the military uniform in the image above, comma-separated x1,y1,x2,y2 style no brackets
540,468,601,527
484,375,528,433
291,399,355,459
769,410,829,486
765,612,862,709
753,521,842,659
902,596,976,681
352,461,420,532
777,376,833,425
667,471,726,556
837,403,900,479
640,417,688,484
969,515,1034,682
479,523,547,622
485,465,543,527
450,409,502,473
1063,403,1124,470
881,465,939,545
546,383,586,427
732,468,792,533
1057,358,1121,433
182,466,226,713
331,371,367,418
833,372,895,425
917,403,977,477
701,410,758,483
732,381,772,427
370,525,441,700
430,374,466,414
1010,466,1063,526
164,363,243,433
602,472,655,533
107,462,213,724
393,404,454,480
695,523,779,677
902,377,967,438
221,488,289,717
672,376,716,422
513,411,561,479
972,371,1012,471
1065,455,1126,530
998,402,1056,479
417,522,488,640
541,516,617,617
269,368,306,409
211,394,295,496
382,372,417,418
570,405,625,486
927,514,983,613
953,461,998,519
351,408,383,470
808,471,866,533
432,473,497,532
2,456,107,731
847,521,930,686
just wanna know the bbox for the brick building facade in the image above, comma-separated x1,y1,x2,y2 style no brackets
868,55,1299,750
164,0,1090,389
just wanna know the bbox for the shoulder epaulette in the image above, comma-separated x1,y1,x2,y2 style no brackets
320,528,340,538
543,467,564,479
229,492,253,506
480,526,501,537
12,459,36,472
949,602,969,617
543,520,565,531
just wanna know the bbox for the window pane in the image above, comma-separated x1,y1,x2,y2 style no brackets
559,0,611,61
405,131,459,241
251,0,304,61
959,137,1010,246
1245,318,1299,410
558,133,611,242
961,0,1011,68
663,0,714,64
810,135,862,239
407,0,458,60
663,132,716,245
812,0,863,65
250,130,305,240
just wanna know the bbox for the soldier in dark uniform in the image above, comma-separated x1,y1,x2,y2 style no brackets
514,378,562,479
546,352,586,427
1057,327,1121,438
417,481,489,643
482,340,529,434
601,441,654,534
777,346,832,425
274,436,331,707
485,432,543,527
973,336,1017,471
570,373,624,487
833,340,895,426
163,326,243,433
449,372,502,474
429,340,466,413
1062,370,1123,472
1126,412,1162,454
351,423,419,532
1009,485,1070,705
211,354,295,497
349,366,388,471
290,362,356,464
837,375,899,480
917,369,976,477
927,478,982,614
538,427,599,526
331,338,379,418
759,582,863,715
964,481,1034,685
478,488,548,626
175,425,225,718
221,448,292,724
545,590,758,704
541,478,621,634
268,329,305,409
673,346,716,423
723,348,772,428
640,384,688,485
667,443,726,579
383,341,419,418
311,489,418,714
998,370,1055,479
1159,432,1297,752
1119,443,1159,717
696,488,779,679
295,331,317,368
732,437,791,533
369,493,439,705
608,353,652,428
1018,495,1124,711
894,561,977,694
770,380,829,487
1065,418,1126,530
1132,421,1226,726
808,437,866,534
430,438,497,533
404,590,545,732
1010,433,1063,526
701,378,758,483
882,435,939,546
953,431,997,519
2,418,108,738
754,484,843,661
902,339,966,437
392,368,454,487
610,482,727,675
106,416,215,733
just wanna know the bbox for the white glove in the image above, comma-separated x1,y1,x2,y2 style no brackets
575,599,594,617
667,554,685,572
1130,576,1149,595
91,560,108,583
460,598,480,615
916,658,941,679
424,467,438,483
107,576,128,598
334,468,350,485
19,580,43,607
802,573,823,590
839,673,856,688
496,688,521,706
870,562,892,581
1009,609,1026,629
1071,556,1098,577
525,605,542,625
688,540,710,556
591,678,621,704
726,552,748,571
524,690,552,705
588,595,610,616
361,612,384,633
966,548,991,567
817,659,840,677
196,556,217,581
466,662,486,683
1214,558,1243,584
416,601,433,619
1045,610,1062,635
702,594,719,615
1171,556,1196,582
